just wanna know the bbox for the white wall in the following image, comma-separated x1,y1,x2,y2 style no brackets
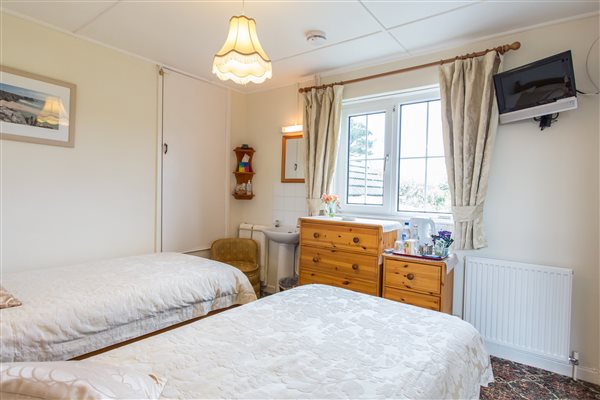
230,15,600,380
1,13,158,270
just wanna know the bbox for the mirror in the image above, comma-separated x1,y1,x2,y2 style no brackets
281,133,305,183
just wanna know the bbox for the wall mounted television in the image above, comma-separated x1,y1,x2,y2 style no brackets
493,50,577,127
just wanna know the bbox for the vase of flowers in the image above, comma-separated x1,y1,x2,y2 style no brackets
321,194,340,217
431,230,453,258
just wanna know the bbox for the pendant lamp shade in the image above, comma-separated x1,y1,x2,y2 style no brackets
212,15,272,85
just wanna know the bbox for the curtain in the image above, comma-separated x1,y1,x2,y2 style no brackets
439,51,502,250
302,85,344,216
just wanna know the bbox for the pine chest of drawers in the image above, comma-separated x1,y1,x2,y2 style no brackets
382,254,454,314
298,218,397,296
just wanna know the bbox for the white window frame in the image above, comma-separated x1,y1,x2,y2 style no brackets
334,86,453,223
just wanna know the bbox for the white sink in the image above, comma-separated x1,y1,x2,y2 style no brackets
262,226,299,245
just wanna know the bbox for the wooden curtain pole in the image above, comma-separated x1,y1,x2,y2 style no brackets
298,41,521,93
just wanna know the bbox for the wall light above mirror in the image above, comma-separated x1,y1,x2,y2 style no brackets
281,124,303,134
281,133,304,183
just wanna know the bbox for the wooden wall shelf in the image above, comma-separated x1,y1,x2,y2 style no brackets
233,193,255,200
233,147,255,200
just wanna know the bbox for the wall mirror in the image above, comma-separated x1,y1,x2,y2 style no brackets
281,133,305,183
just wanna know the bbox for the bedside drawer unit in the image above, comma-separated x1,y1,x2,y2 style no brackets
300,222,380,255
383,287,440,311
299,267,378,296
383,255,453,314
300,246,378,281
384,259,441,295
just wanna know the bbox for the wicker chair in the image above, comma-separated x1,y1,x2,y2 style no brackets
211,238,260,297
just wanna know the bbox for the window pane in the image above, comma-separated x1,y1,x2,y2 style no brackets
346,112,386,206
398,158,426,211
426,157,451,212
367,113,385,159
427,100,444,157
365,159,384,205
347,159,366,204
400,102,427,158
349,115,367,160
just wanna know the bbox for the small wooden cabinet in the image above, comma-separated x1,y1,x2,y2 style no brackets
383,254,453,314
298,219,397,296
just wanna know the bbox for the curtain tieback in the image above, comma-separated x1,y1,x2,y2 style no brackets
452,202,485,223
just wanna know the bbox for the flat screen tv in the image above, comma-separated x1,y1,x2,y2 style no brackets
493,50,577,124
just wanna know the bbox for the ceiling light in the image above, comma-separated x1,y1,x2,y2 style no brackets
212,15,272,85
306,30,327,46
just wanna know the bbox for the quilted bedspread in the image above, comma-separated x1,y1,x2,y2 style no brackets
92,284,494,399
1,253,257,362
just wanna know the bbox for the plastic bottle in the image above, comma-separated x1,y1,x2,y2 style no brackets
401,222,410,241
246,180,252,195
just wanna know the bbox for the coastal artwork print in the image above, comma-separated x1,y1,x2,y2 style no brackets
0,66,76,147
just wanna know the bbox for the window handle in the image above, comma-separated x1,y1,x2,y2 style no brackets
384,154,389,172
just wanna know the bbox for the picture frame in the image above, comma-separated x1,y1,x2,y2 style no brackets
0,65,76,147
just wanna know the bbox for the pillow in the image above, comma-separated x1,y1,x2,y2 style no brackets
0,286,21,309
0,361,166,400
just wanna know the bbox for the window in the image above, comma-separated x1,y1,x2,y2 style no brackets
335,88,451,218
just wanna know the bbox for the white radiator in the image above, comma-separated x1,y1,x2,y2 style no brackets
238,223,268,284
464,256,573,373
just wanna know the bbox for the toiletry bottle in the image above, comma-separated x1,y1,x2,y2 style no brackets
246,180,252,195
402,222,410,241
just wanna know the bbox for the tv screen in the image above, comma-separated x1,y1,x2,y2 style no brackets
493,51,576,115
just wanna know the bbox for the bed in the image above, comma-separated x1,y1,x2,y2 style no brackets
0,252,257,363
90,284,494,399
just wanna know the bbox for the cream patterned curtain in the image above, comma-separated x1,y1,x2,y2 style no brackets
302,85,344,216
439,52,502,250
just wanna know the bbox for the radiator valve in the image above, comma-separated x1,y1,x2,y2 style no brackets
569,351,579,381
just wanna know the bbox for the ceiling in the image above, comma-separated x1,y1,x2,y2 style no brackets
2,1,598,92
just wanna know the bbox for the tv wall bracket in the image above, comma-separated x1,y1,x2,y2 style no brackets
533,113,560,131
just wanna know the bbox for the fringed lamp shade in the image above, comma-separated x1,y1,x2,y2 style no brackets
212,15,272,85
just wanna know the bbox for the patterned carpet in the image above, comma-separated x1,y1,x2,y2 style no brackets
481,356,600,399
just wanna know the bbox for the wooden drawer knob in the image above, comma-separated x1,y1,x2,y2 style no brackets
313,232,320,239
312,256,320,263
407,273,415,280
352,236,360,244
352,264,359,270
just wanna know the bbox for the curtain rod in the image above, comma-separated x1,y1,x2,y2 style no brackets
298,41,521,93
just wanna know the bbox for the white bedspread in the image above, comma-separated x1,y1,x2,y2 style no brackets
1,253,257,362
92,284,494,399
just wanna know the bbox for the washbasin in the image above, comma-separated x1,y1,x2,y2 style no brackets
262,226,299,245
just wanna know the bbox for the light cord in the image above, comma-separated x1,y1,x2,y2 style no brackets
581,36,599,95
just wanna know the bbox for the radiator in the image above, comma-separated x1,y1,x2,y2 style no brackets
464,256,573,367
238,223,269,284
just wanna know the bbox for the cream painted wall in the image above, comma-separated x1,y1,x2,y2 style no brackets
1,13,158,271
230,15,600,379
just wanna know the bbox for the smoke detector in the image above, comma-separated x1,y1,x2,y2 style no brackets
306,30,327,46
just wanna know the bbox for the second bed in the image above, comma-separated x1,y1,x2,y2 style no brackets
1,252,257,362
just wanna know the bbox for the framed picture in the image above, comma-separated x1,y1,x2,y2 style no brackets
1,65,76,147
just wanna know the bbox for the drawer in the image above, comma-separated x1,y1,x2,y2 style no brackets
299,267,378,296
384,259,441,295
384,286,441,311
300,246,379,281
300,223,380,255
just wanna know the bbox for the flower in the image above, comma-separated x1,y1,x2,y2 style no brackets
431,230,454,248
320,194,339,205
320,193,341,216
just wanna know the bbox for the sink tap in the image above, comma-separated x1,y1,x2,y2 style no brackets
274,219,281,227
